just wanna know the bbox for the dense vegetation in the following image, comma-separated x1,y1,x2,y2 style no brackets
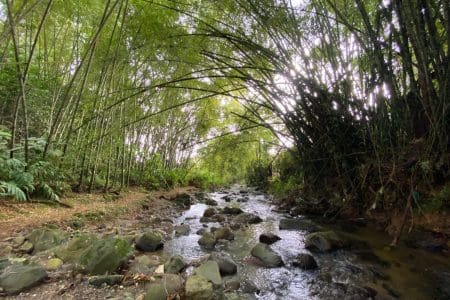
0,0,448,229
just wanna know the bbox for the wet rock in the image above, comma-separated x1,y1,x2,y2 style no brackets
135,231,164,252
194,261,222,285
289,206,303,217
174,224,190,236
224,279,240,291
279,218,320,232
203,208,217,218
0,264,47,294
214,227,234,241
185,275,215,300
222,207,243,215
198,232,216,250
44,258,63,271
172,193,192,207
204,198,218,206
209,252,237,275
55,235,132,275
259,233,281,245
164,255,186,274
88,274,123,287
250,243,284,267
292,253,318,270
222,195,232,202
232,213,262,225
200,217,213,223
305,231,344,252
144,274,182,300
197,228,208,235
404,230,449,252
26,228,67,254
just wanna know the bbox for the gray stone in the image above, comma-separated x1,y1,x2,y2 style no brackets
198,232,216,250
259,233,281,245
250,243,284,267
174,224,190,236
0,264,47,294
164,255,186,274
203,207,217,218
292,253,318,270
88,275,124,287
185,275,215,300
194,261,222,285
26,228,67,254
136,231,164,252
305,231,343,252
144,274,182,300
209,252,237,275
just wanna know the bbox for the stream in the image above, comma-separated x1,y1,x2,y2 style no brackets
163,185,449,300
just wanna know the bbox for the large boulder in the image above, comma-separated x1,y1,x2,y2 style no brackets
209,252,237,276
0,264,47,294
250,243,284,267
222,207,243,215
304,231,344,252
259,233,281,245
198,232,216,250
232,213,262,225
214,227,234,241
292,253,318,270
55,234,132,275
26,228,67,254
174,224,190,236
135,231,164,252
194,261,222,285
164,255,186,274
279,218,320,232
144,274,183,300
185,275,215,300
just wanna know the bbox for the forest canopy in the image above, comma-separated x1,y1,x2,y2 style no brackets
0,0,449,218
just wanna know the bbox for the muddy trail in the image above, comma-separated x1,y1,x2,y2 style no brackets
0,186,449,299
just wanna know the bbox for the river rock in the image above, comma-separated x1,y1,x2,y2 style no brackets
194,261,222,285
305,231,344,252
185,275,215,300
144,274,183,300
26,228,67,254
164,255,186,274
292,253,318,270
198,232,216,250
204,198,218,206
88,274,123,287
172,193,192,207
259,233,281,245
197,228,208,235
279,218,319,232
232,213,262,225
135,231,164,251
222,195,232,202
209,252,237,275
0,264,47,294
203,208,217,218
250,243,284,267
214,227,234,241
174,224,190,236
55,234,132,275
222,207,243,215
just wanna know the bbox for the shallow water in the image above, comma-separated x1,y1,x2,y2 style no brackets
164,186,450,299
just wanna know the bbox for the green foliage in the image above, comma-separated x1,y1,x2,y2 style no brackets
246,161,271,189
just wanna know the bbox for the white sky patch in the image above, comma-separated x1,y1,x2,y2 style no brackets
0,2,6,22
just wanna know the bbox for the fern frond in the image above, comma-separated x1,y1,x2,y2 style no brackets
0,181,27,201
39,183,60,202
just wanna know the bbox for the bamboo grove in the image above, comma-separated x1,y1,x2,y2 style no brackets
0,0,449,218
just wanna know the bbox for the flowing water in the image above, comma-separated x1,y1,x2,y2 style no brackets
163,186,450,300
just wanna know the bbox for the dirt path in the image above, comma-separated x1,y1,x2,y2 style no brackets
0,187,195,240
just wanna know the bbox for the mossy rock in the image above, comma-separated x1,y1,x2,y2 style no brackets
55,234,132,275
0,264,47,295
26,228,67,254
